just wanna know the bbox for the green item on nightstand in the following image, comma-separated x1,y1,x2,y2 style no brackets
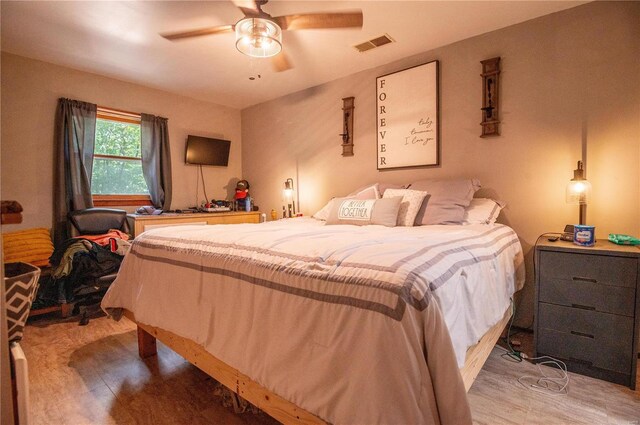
608,233,640,245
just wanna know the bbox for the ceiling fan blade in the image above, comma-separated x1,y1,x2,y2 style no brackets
232,0,260,16
161,25,234,41
273,11,363,31
271,52,293,72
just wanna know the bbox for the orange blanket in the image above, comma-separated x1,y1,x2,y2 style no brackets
76,229,129,246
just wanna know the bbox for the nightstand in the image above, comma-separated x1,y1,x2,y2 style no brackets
534,238,640,389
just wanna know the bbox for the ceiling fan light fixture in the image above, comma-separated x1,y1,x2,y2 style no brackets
235,17,282,58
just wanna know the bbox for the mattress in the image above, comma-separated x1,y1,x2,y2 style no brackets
102,217,524,425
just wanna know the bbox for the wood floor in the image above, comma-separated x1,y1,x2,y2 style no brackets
20,314,640,425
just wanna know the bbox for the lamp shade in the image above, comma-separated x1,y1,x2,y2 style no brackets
566,180,592,204
566,160,591,205
283,178,294,200
235,18,282,58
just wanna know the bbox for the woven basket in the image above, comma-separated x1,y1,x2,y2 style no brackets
4,262,41,342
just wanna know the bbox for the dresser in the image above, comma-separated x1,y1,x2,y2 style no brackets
534,239,640,388
127,211,262,237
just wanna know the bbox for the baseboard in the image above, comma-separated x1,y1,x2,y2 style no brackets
10,342,29,425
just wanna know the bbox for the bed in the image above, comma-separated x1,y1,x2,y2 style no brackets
102,217,524,425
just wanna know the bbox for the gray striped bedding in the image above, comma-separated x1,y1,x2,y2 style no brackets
102,217,524,425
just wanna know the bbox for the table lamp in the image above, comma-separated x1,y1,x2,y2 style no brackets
283,178,296,218
565,160,591,225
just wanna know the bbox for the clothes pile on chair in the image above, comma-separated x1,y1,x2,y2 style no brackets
37,231,131,307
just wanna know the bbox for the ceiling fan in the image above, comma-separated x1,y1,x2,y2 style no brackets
160,0,363,72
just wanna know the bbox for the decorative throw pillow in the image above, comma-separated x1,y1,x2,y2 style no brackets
462,198,505,225
325,197,403,227
410,179,481,225
315,184,383,221
383,188,428,226
2,228,54,267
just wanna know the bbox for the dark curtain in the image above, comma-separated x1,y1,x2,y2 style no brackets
140,114,172,210
53,98,97,246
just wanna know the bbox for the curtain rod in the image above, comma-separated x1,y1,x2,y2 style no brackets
98,105,141,118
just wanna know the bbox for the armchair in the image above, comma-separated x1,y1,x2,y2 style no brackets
68,208,130,237
66,208,130,323
30,208,131,320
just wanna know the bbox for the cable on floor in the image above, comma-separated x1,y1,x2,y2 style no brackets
499,287,569,396
501,298,524,363
499,312,569,396
517,356,569,396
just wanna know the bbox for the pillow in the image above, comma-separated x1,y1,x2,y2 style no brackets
313,201,333,221
378,182,405,196
410,179,481,225
462,198,505,225
314,183,383,221
348,182,407,198
2,227,54,267
347,183,381,200
325,197,402,227
382,188,428,226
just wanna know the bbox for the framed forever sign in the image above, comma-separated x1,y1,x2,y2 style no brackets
376,60,439,170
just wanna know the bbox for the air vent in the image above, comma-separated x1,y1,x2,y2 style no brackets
353,34,394,53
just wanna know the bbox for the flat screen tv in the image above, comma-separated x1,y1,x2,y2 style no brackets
185,135,231,166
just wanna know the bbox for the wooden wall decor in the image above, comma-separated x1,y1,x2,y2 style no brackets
340,96,355,156
1,200,23,224
480,57,501,137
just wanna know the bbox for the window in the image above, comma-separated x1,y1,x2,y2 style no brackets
92,108,151,206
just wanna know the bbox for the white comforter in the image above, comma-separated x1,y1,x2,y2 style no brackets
102,218,524,425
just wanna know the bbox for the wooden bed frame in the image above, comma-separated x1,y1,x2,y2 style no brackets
124,307,511,425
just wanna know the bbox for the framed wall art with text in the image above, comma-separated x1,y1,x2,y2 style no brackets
376,60,439,170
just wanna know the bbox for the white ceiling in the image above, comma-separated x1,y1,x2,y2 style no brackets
1,1,587,109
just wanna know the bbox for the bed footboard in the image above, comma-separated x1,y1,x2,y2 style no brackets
123,309,326,425
124,307,510,423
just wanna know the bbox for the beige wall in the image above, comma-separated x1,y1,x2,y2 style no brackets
1,52,242,230
242,1,640,326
